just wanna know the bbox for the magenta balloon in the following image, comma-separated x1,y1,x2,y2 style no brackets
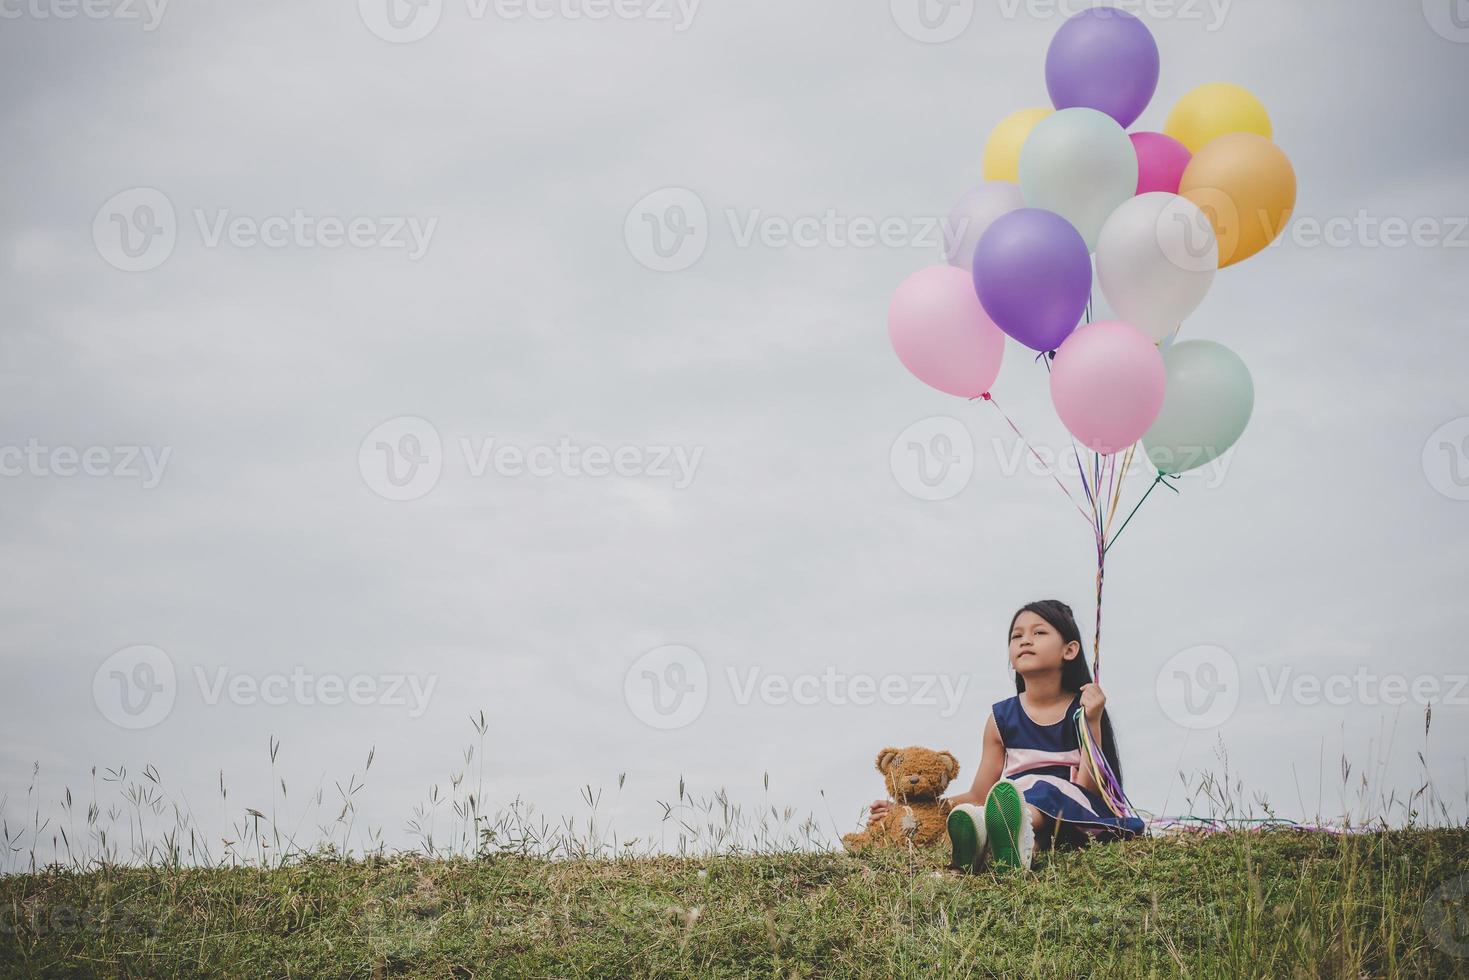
1045,8,1159,128
888,266,1006,398
1049,320,1166,455
1130,132,1192,195
972,208,1091,353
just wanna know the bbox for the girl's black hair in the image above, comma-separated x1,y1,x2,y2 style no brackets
1008,599,1125,789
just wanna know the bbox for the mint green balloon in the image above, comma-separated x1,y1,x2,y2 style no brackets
1019,107,1137,250
1142,340,1254,475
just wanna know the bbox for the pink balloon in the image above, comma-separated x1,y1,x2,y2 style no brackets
1130,131,1191,195
1049,320,1165,454
888,266,1005,398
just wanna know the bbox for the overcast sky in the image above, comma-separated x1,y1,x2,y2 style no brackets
1,1,1467,859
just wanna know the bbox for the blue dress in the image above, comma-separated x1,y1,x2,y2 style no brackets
991,693,1145,840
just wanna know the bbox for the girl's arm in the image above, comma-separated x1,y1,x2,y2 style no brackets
944,713,1005,807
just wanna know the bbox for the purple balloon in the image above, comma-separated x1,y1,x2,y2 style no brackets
1045,8,1159,129
972,209,1091,353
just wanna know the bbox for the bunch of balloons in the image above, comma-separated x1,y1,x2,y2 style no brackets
888,8,1297,704
888,6,1294,476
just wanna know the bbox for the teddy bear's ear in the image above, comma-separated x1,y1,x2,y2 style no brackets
938,750,961,781
874,747,901,773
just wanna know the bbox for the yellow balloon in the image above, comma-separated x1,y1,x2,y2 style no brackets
983,108,1052,183
1164,83,1272,153
1179,132,1296,268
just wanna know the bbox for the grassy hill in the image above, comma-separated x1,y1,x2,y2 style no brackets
3,829,1468,978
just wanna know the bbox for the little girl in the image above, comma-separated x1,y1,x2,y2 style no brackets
866,599,1144,871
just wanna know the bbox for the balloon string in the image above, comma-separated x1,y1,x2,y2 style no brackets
1103,442,1138,540
1092,451,1111,679
1075,705,1136,819
1094,520,1104,681
1104,471,1181,556
1039,355,1100,513
970,392,1093,526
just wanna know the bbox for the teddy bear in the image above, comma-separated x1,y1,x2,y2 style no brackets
841,745,961,852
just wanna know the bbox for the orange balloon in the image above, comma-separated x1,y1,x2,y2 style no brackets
1179,133,1296,268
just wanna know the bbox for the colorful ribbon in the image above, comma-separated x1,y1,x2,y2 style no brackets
1075,705,1136,819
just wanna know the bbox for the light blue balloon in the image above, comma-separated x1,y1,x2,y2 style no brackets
1019,107,1138,250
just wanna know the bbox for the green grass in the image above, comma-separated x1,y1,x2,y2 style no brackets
4,830,1468,978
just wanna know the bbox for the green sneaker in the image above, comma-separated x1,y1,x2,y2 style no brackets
984,779,1033,872
946,803,987,873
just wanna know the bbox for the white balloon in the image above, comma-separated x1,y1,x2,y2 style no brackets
1096,193,1217,343
944,181,1025,271
1018,108,1137,250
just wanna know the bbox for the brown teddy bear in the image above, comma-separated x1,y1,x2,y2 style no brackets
841,746,961,852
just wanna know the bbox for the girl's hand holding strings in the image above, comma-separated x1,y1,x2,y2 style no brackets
867,799,892,826
1079,682,1106,723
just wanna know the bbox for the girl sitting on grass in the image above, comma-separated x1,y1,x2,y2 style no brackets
866,599,1144,871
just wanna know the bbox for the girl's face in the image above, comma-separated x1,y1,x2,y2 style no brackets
1009,610,1080,678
